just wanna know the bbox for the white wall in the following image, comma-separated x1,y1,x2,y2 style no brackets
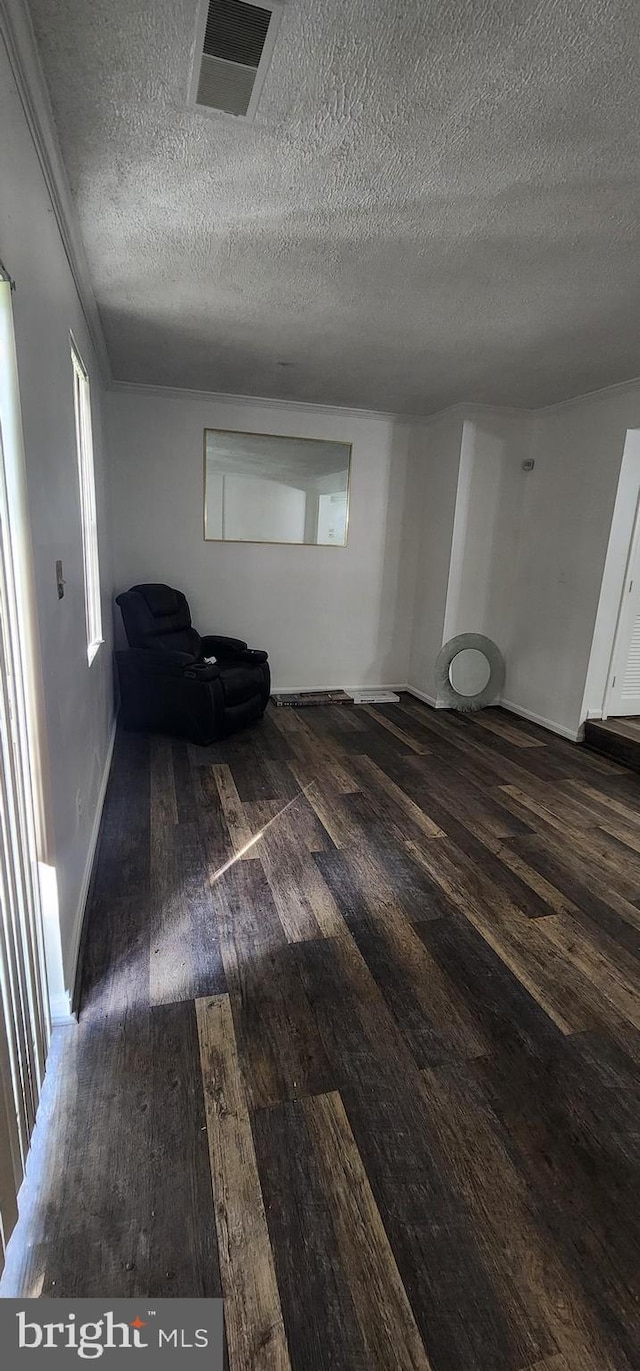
444,414,527,645
505,386,640,736
406,412,464,700
107,388,414,690
110,379,640,742
406,408,528,704
403,395,640,738
0,37,115,1005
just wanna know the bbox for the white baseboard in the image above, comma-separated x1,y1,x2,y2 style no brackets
273,682,450,711
406,686,582,743
272,683,408,696
406,685,445,708
49,991,75,1026
500,698,581,742
62,717,117,1018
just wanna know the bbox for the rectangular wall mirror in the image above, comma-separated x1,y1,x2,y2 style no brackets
204,429,352,545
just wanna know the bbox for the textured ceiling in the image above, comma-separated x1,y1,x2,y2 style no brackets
27,0,640,413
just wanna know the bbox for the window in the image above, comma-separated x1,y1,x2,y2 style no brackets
70,340,102,663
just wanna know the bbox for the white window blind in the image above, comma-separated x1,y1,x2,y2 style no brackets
0,280,51,1269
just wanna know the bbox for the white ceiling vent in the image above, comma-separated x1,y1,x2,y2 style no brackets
191,0,283,121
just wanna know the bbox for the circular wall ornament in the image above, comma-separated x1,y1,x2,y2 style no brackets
434,633,505,712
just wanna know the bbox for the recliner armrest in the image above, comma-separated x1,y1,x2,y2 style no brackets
236,648,268,664
183,661,219,681
200,634,248,656
117,648,218,679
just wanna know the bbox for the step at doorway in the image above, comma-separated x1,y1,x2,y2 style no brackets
584,716,640,772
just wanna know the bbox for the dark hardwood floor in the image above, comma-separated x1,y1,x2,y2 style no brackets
585,714,640,772
4,697,640,1370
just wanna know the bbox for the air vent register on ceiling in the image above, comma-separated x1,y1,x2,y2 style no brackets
191,0,283,120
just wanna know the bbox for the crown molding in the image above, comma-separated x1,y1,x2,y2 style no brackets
109,382,539,428
107,379,415,424
536,371,640,417
412,401,467,427
0,0,111,382
108,372,640,428
418,400,534,428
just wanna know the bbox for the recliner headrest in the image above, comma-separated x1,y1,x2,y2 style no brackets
116,583,200,652
130,583,181,618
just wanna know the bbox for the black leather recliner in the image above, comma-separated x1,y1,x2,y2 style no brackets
115,583,270,745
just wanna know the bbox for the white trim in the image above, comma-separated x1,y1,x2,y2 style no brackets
108,382,533,427
71,339,104,661
418,401,532,429
499,698,581,742
87,639,104,666
0,0,111,382
48,989,74,1027
274,680,583,742
406,685,445,708
407,685,582,741
62,717,117,1018
71,342,104,662
273,683,469,711
603,485,640,718
580,430,640,723
537,373,640,417
108,377,640,428
272,682,408,695
109,379,406,424
442,418,474,643
0,291,51,1160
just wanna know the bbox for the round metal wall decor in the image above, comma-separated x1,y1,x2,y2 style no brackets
435,633,505,712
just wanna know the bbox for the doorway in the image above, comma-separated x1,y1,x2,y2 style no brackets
605,489,640,718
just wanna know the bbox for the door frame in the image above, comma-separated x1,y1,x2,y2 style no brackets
603,487,640,717
580,429,640,724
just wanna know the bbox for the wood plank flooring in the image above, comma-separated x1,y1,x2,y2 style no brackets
584,715,640,772
3,698,640,1371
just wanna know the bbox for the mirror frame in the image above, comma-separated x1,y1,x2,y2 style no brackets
202,427,353,546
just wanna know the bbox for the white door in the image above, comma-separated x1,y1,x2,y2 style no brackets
316,492,347,545
607,497,640,715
